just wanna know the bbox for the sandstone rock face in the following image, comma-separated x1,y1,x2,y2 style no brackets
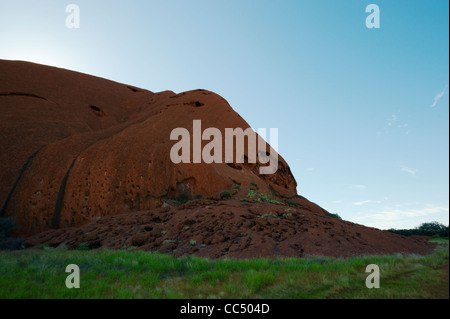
0,60,297,236
1,60,437,258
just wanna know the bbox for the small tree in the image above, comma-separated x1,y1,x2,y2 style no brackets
417,222,449,237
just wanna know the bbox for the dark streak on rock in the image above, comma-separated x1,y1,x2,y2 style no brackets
0,147,44,216
0,92,48,100
51,156,78,229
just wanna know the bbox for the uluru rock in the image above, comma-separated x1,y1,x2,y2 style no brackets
0,59,436,258
0,60,296,236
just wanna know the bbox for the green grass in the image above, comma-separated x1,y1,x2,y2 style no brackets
0,239,447,299
430,237,449,245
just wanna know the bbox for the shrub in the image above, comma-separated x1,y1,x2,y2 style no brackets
329,213,341,219
246,190,284,205
0,217,25,250
76,242,90,250
0,217,14,241
194,194,202,200
250,182,259,190
220,190,231,199
258,213,278,219
285,201,299,207
267,199,284,205
177,192,189,204
247,190,257,199
0,238,25,250
40,244,54,251
323,209,342,219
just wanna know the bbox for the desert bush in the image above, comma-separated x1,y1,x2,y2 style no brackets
267,199,284,205
0,217,14,240
177,192,189,204
0,217,25,250
285,201,299,207
0,238,25,250
323,209,342,219
250,182,259,190
388,222,449,238
220,190,231,199
76,242,91,250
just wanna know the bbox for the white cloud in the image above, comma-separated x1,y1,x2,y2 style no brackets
353,200,373,206
379,112,409,136
354,205,449,229
387,113,397,126
365,206,447,220
386,113,409,134
431,85,448,107
400,165,418,176
306,167,315,171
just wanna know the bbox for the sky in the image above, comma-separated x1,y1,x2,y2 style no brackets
0,0,448,230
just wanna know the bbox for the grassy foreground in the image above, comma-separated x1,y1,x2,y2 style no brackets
0,239,448,299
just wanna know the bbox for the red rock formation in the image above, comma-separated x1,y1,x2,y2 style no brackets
1,60,436,259
0,60,297,236
26,198,435,258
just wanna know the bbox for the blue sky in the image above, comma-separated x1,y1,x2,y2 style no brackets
1,0,448,229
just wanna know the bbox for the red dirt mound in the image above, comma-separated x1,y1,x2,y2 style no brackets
25,197,435,258
1,59,436,258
